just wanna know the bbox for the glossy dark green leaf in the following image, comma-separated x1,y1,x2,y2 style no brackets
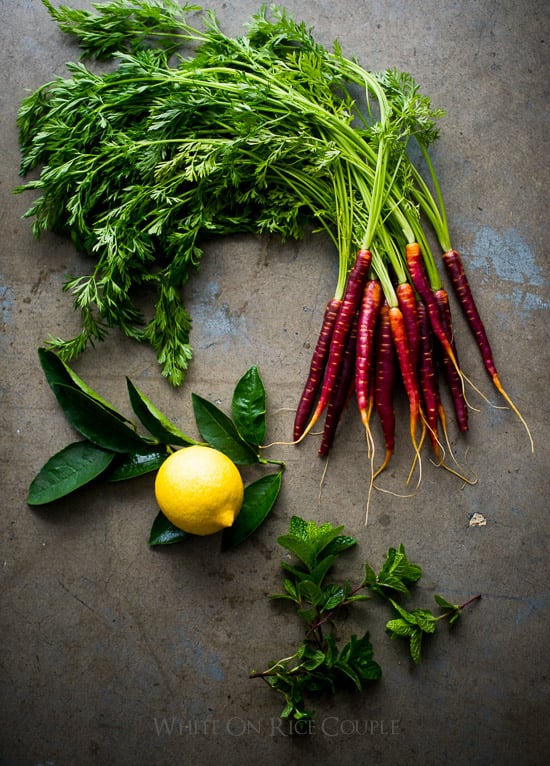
27,440,116,505
148,510,193,546
51,383,150,453
38,347,129,423
108,447,169,481
231,365,266,446
126,378,197,447
221,470,283,551
191,393,258,464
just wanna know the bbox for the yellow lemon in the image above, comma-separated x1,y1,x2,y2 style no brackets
154,445,244,535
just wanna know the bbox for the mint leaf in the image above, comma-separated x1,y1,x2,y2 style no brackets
366,544,422,596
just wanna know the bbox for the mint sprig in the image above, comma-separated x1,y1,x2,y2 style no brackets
251,516,480,723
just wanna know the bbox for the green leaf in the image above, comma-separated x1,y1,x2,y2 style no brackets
434,594,456,609
307,554,337,587
38,347,129,423
231,365,266,446
271,578,298,602
289,515,309,540
27,440,116,505
51,383,150,453
334,660,362,691
322,584,346,611
276,534,316,571
322,534,357,557
296,579,324,606
386,618,415,637
192,393,258,464
312,524,348,556
409,627,423,665
323,634,338,669
338,633,381,681
362,561,377,588
413,609,438,634
148,511,193,546
108,447,169,481
221,470,283,551
369,544,422,596
126,378,197,446
296,607,317,623
302,650,326,671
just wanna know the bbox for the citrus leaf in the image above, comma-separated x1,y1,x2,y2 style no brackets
51,383,150,453
126,378,198,446
108,446,169,481
231,365,266,446
148,510,193,546
27,441,116,505
221,470,283,551
38,347,129,423
191,393,258,464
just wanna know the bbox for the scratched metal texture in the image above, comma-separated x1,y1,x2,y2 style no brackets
1,1,549,764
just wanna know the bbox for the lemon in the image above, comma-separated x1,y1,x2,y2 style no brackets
154,445,244,535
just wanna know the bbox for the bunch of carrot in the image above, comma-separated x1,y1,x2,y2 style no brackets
293,186,533,481
18,2,532,481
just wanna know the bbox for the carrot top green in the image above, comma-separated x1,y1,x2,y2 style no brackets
16,1,443,383
16,1,532,483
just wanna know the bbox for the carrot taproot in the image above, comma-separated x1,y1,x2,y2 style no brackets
417,299,442,459
405,242,459,370
318,312,358,457
388,305,422,459
293,297,342,440
355,279,383,429
396,281,420,371
373,300,396,477
298,248,372,440
442,248,533,450
434,287,469,432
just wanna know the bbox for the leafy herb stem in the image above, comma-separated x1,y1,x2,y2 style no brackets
253,520,480,722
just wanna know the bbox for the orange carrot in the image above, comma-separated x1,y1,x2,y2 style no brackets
396,282,420,370
389,305,422,455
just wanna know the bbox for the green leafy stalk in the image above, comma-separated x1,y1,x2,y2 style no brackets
386,593,481,665
251,517,480,722
17,1,446,383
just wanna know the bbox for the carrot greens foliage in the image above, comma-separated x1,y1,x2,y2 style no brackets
17,0,532,494
16,0,441,385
